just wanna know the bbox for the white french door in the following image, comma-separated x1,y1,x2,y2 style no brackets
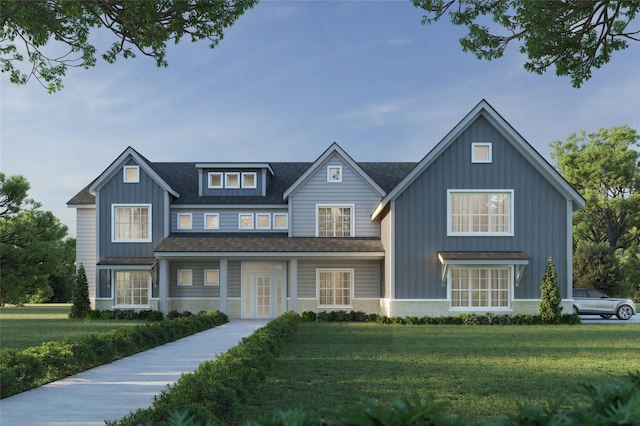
241,263,286,319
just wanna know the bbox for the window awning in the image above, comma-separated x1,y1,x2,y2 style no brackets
437,251,530,287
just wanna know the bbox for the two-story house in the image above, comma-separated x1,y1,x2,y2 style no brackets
67,100,585,318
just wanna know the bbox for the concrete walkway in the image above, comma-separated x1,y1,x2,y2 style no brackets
0,319,269,426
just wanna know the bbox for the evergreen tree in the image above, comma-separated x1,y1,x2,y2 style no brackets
70,264,91,319
539,257,563,323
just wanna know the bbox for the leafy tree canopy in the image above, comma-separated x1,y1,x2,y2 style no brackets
0,173,30,217
0,0,258,92
412,0,640,87
551,125,640,251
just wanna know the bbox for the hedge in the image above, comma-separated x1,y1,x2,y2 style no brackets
0,311,228,398
108,311,301,426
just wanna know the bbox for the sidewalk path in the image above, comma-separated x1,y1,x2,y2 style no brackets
0,319,269,426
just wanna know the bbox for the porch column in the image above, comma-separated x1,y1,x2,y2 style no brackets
219,259,228,314
158,259,169,315
289,259,298,312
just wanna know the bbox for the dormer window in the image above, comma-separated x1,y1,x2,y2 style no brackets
123,166,139,183
327,166,342,183
242,172,257,189
226,172,240,189
208,172,223,189
472,143,492,163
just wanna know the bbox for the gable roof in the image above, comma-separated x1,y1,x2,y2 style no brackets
282,142,386,200
88,147,180,198
371,99,586,220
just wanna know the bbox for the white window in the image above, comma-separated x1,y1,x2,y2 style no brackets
204,213,219,230
208,172,223,189
123,166,139,183
115,271,150,307
226,172,240,189
242,172,257,189
317,269,353,307
449,266,511,309
177,213,192,230
112,204,152,242
273,213,288,230
327,166,342,183
256,213,271,229
205,269,220,286
177,269,193,286
472,143,492,163
317,205,353,237
239,213,254,229
448,190,513,236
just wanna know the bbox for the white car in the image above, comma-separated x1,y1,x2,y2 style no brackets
572,288,636,320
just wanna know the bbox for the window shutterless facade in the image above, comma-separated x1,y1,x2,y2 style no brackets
273,213,288,229
205,269,220,286
204,213,219,229
242,172,257,189
317,269,353,307
208,172,223,189
471,143,492,163
177,269,192,286
123,165,140,183
447,190,513,236
177,213,192,230
449,266,511,309
226,172,240,188
239,213,254,229
256,213,271,229
316,205,353,237
112,204,152,242
115,271,150,307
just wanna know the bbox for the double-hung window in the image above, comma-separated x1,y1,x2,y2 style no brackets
115,271,150,307
112,204,152,242
448,190,513,236
317,269,353,307
317,205,353,237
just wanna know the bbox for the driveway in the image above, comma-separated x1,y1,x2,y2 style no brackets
579,314,640,324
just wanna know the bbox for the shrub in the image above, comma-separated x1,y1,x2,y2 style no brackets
69,264,91,319
301,311,317,322
539,257,563,323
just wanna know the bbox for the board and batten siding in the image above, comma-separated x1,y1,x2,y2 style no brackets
394,116,569,300
76,207,97,300
98,162,166,258
297,259,382,299
170,208,288,233
290,154,382,237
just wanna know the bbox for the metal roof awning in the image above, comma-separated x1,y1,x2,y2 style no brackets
437,251,530,287
97,258,156,267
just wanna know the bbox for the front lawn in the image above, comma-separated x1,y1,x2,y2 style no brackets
0,304,145,350
243,322,640,423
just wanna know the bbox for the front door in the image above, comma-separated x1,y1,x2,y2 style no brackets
241,263,286,319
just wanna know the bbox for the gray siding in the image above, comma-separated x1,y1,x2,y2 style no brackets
170,209,288,233
297,259,381,299
98,161,166,258
201,169,264,197
169,260,221,298
290,153,382,237
394,116,569,299
228,260,241,298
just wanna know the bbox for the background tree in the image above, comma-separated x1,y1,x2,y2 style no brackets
539,257,562,322
70,264,91,319
1,0,258,92
0,175,70,306
412,0,640,88
573,241,621,295
0,173,30,217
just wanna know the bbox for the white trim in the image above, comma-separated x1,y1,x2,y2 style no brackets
316,268,354,308
255,213,271,229
238,213,254,229
113,270,152,308
225,172,240,189
273,213,288,230
177,213,192,230
195,163,274,175
446,189,514,236
204,213,220,230
315,204,355,237
177,269,193,286
327,165,342,183
154,251,385,259
242,172,257,189
567,199,573,297
111,203,152,243
204,269,220,286
123,165,140,183
471,142,492,163
208,172,223,189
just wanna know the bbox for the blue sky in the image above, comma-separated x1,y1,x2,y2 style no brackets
1,1,639,238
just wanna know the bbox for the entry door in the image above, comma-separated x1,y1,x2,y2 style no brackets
242,263,286,319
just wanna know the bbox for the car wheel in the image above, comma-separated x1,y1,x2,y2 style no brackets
599,314,613,319
616,305,634,320
572,306,579,315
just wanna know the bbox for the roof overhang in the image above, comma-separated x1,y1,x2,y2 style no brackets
437,251,530,287
195,163,275,175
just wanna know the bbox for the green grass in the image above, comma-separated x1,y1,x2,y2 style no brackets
243,322,640,423
0,304,146,351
